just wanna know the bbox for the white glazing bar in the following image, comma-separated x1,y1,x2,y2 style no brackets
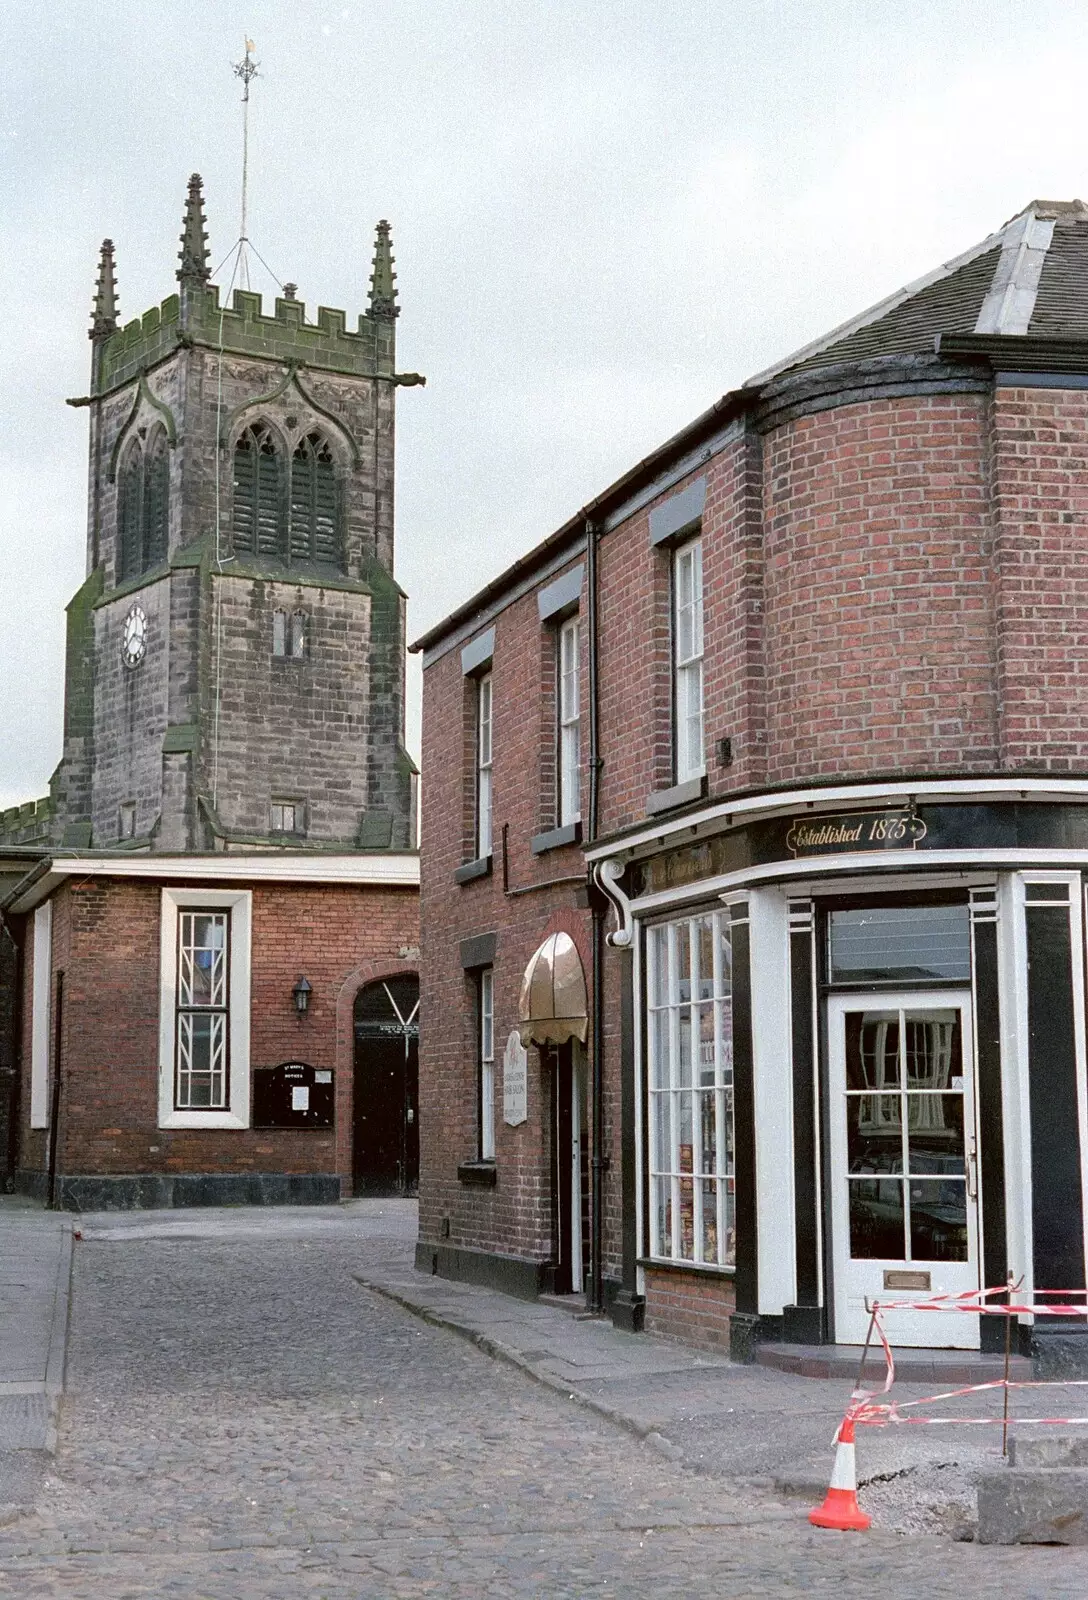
687,922,699,1259
668,921,681,1260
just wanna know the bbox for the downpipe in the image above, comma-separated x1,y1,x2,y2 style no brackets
585,516,605,1314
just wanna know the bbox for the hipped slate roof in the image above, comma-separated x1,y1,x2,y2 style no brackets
414,199,1088,655
750,198,1088,383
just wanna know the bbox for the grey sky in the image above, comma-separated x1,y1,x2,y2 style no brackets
3,0,1088,806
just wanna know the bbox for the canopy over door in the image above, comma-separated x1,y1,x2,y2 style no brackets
518,931,588,1048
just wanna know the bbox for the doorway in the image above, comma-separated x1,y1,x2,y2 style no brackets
827,991,980,1347
353,975,419,1196
552,1042,589,1295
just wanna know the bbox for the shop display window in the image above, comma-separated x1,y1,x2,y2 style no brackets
646,909,734,1267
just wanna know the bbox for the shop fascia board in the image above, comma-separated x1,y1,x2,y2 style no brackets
628,847,1088,920
3,851,420,915
583,775,1088,866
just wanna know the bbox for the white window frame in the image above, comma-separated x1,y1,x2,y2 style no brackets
673,536,704,782
29,900,52,1129
646,908,734,1269
272,609,288,656
558,616,581,826
270,800,303,835
479,967,495,1160
272,609,306,659
158,887,251,1130
476,672,493,859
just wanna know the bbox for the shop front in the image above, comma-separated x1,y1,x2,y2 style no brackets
591,777,1088,1366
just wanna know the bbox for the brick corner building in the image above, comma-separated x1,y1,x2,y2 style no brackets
414,198,1088,1371
0,177,422,1208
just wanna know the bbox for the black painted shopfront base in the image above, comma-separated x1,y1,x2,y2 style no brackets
782,1303,827,1344
416,1239,556,1300
1031,1325,1088,1378
610,1287,646,1333
16,1169,340,1210
729,1311,763,1363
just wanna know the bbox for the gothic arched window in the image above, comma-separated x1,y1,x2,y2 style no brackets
289,432,339,565
144,426,169,569
232,424,283,558
118,441,143,580
117,428,171,582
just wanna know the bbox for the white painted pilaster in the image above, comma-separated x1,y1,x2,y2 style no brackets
748,885,796,1316
29,900,52,1129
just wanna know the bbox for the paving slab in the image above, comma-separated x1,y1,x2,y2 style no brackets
357,1247,1086,1535
0,1198,74,1521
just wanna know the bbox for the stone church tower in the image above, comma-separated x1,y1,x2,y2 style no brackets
43,175,421,853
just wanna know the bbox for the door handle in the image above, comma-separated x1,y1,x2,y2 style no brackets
966,1138,978,1201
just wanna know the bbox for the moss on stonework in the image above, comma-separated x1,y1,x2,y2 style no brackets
0,793,54,845
97,281,392,394
93,562,170,608
215,557,373,596
64,565,105,737
357,810,394,848
170,535,207,570
162,724,199,755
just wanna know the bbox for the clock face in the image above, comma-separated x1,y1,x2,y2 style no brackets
121,604,147,669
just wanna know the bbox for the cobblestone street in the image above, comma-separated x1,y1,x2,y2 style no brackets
4,1204,1088,1597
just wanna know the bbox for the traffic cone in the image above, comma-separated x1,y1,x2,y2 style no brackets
808,1415,871,1531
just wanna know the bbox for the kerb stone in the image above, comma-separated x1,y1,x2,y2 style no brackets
978,1461,1088,1544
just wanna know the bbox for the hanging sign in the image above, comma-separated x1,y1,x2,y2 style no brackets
503,1030,528,1126
786,807,927,858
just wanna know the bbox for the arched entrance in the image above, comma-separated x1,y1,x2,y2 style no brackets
353,974,419,1195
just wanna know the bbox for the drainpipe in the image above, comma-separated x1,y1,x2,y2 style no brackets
586,517,605,1314
0,911,21,1193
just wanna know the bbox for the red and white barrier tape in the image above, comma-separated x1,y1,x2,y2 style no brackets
835,1281,1088,1438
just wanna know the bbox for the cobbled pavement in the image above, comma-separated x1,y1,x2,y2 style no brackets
3,1212,1088,1597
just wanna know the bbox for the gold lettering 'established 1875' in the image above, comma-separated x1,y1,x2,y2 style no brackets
785,808,927,857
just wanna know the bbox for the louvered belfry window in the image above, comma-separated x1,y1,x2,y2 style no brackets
118,444,143,579
144,427,169,569
289,432,339,564
117,428,171,582
232,424,283,558
232,425,340,568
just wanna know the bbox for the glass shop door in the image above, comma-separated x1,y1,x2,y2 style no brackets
827,992,980,1347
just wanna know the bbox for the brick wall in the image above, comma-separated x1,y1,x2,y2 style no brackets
992,386,1088,768
418,375,1088,1325
16,876,418,1191
419,563,609,1266
643,1268,736,1353
761,395,998,782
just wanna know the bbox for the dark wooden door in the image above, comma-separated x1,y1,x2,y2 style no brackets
551,1044,589,1294
353,977,419,1196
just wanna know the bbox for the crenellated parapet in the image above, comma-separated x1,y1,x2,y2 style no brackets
95,282,398,394
91,175,402,395
0,795,54,847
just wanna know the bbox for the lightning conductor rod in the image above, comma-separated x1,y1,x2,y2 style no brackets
232,37,259,289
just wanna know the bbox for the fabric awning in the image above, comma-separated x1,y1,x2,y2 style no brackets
517,931,588,1048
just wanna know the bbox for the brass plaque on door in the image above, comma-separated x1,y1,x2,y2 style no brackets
883,1269,931,1291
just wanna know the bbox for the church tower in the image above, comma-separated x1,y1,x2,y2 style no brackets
52,176,422,853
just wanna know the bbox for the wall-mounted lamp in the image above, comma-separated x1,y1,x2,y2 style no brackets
292,976,312,1017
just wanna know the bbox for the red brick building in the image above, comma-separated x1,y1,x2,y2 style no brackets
415,200,1088,1369
0,179,422,1207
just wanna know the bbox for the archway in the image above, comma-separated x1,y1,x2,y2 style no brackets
353,974,420,1195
